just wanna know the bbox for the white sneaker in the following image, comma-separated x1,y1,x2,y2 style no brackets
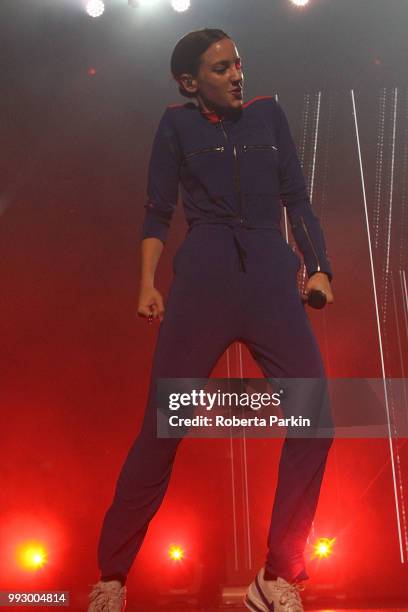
87,579,127,611
244,567,305,612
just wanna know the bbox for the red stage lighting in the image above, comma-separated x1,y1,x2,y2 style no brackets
168,544,185,562
0,511,66,584
16,541,48,571
312,536,336,559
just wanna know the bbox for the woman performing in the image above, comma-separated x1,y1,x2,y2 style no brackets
88,28,335,612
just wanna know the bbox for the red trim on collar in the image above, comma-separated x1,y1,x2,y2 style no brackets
242,95,274,107
200,108,225,124
199,97,275,122
166,97,276,122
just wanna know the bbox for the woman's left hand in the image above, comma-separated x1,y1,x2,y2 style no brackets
303,272,334,305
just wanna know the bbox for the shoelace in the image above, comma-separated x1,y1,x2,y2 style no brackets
276,581,305,611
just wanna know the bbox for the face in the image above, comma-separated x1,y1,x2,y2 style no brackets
179,37,244,114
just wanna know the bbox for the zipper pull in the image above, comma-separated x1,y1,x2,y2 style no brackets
219,119,228,141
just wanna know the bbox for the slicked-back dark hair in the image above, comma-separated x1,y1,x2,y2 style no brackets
170,28,230,98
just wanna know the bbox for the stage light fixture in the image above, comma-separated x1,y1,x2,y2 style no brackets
155,542,203,606
290,0,310,6
170,0,190,11
16,542,48,571
313,536,336,559
86,0,105,17
168,544,185,561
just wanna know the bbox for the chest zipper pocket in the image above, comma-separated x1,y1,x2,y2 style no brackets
182,146,225,162
242,144,278,152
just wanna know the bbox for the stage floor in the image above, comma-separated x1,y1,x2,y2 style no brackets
130,603,408,612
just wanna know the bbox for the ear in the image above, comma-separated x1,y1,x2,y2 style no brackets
179,73,198,95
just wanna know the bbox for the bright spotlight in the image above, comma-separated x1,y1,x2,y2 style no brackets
16,542,48,571
170,0,190,11
168,544,184,561
86,0,105,17
312,536,336,559
290,0,310,6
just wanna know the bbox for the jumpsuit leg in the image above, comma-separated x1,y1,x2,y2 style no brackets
97,228,243,582
96,226,333,584
240,230,335,583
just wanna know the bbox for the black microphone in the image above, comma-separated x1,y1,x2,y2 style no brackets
301,289,327,309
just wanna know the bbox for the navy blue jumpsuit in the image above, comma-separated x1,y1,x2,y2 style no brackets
97,96,335,585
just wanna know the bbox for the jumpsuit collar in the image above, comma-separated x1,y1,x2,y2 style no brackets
200,108,225,124
198,103,242,124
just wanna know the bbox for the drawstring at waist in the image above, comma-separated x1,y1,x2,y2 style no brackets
188,219,253,273
187,219,283,273
232,232,248,272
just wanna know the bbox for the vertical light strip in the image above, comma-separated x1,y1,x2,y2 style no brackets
385,88,398,278
309,91,321,205
391,273,407,387
373,89,386,250
382,88,398,328
390,273,408,558
393,97,408,566
308,91,322,542
299,94,311,286
401,270,408,341
237,342,253,569
399,90,408,271
320,93,334,374
351,89,405,563
299,93,310,171
226,347,239,570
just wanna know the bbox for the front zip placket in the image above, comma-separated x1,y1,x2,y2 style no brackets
219,120,245,225
219,118,248,272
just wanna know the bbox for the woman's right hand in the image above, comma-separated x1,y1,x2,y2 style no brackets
137,285,165,323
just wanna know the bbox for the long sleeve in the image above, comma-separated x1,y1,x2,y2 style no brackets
140,107,181,244
276,101,333,282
